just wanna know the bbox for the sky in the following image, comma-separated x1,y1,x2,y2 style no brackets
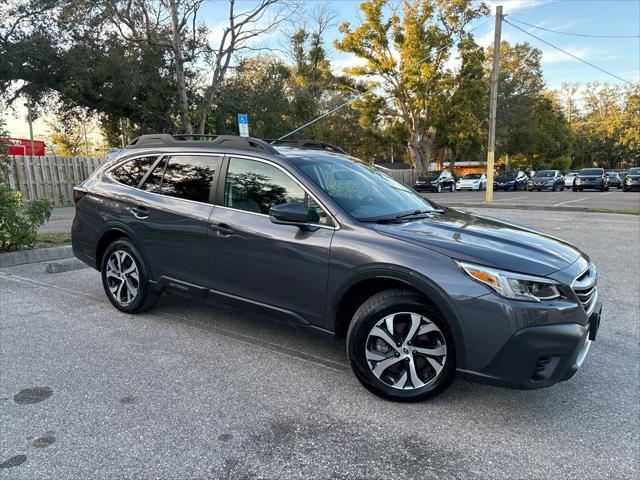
5,0,640,143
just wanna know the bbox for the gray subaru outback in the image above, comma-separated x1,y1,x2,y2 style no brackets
72,134,601,401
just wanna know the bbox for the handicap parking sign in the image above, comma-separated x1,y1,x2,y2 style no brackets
237,114,249,137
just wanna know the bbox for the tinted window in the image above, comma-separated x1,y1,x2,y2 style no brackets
629,168,640,175
110,156,158,187
535,170,555,177
224,157,327,224
580,169,604,175
141,157,167,193
160,155,220,203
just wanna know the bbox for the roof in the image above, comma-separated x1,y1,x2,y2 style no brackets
125,134,348,157
374,162,413,171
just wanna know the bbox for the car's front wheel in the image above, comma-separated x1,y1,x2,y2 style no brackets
450,183,456,192
436,184,442,193
347,289,455,402
101,239,159,314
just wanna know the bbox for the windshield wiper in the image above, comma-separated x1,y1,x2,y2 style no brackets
363,209,444,224
395,209,444,219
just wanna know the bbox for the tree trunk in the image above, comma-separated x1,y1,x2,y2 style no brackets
408,130,428,174
450,147,457,175
170,0,193,134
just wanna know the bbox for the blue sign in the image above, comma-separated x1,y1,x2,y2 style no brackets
237,113,249,137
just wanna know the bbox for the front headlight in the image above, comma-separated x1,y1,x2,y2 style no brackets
458,262,561,302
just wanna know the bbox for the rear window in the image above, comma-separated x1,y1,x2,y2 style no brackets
158,155,221,203
110,156,158,187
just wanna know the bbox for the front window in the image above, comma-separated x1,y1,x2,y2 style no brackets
629,168,640,175
292,156,438,221
535,170,555,177
224,157,328,224
580,169,604,176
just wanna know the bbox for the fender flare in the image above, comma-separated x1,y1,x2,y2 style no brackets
96,222,155,280
330,264,466,368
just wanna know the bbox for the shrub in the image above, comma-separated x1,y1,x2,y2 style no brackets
0,121,53,251
0,186,53,251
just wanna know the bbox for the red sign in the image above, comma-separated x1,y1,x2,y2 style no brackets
1,138,46,156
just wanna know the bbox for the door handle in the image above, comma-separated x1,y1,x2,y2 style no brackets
210,223,234,236
131,206,149,219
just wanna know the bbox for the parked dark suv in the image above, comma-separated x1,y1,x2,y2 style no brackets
72,134,602,402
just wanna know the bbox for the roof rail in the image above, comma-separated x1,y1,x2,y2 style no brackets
126,134,280,155
265,139,348,155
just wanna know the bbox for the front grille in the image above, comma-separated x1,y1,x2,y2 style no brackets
572,264,598,314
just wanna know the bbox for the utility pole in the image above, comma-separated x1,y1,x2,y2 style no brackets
24,96,36,202
485,5,503,205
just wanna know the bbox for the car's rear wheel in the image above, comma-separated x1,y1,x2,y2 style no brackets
101,239,159,314
347,289,455,402
436,184,442,193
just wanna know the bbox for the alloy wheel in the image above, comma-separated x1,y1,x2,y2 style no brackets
105,250,140,305
365,312,447,390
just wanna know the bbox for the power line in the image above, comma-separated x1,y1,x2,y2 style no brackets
509,17,640,38
278,18,492,140
504,19,636,85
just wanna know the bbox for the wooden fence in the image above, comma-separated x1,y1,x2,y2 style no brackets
376,167,417,187
4,155,103,206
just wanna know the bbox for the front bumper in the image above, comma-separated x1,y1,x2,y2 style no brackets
575,180,604,189
460,298,602,389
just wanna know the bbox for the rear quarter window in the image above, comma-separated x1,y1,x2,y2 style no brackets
110,156,158,187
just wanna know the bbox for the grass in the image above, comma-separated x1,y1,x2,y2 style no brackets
587,208,640,215
35,232,72,247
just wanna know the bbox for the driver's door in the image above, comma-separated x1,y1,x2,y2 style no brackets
207,156,335,327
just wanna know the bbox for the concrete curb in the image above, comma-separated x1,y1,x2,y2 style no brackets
443,203,590,213
0,245,74,268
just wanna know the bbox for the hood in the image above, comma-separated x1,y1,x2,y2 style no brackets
458,178,481,183
495,176,517,182
372,209,582,277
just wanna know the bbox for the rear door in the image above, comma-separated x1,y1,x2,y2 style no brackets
207,155,335,327
126,153,222,287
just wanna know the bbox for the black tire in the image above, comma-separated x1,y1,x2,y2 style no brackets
101,238,160,314
436,184,442,193
450,183,456,192
513,183,519,192
346,289,456,402
572,186,577,192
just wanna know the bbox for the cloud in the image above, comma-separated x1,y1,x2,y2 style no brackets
484,0,542,14
542,46,594,63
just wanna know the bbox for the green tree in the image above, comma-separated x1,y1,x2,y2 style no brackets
335,0,488,172
493,41,545,169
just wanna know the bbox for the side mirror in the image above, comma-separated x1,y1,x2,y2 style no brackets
269,202,318,230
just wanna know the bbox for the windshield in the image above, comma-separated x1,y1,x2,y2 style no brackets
419,171,441,180
462,174,482,179
580,169,603,176
607,172,618,177
498,171,518,179
535,170,555,177
291,155,438,221
629,168,640,175
566,172,576,176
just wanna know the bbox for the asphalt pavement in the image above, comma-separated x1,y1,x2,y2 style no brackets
2,209,639,479
422,189,640,211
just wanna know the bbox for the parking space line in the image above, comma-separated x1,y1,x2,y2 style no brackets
0,271,350,373
554,197,588,206
599,192,611,196
493,196,529,202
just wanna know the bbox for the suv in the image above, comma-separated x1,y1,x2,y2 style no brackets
529,170,565,191
72,134,602,402
414,171,455,192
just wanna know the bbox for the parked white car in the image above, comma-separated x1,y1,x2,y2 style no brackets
456,173,486,191
564,171,578,188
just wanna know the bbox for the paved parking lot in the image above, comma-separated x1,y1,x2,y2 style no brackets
2,209,639,479
422,189,640,211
